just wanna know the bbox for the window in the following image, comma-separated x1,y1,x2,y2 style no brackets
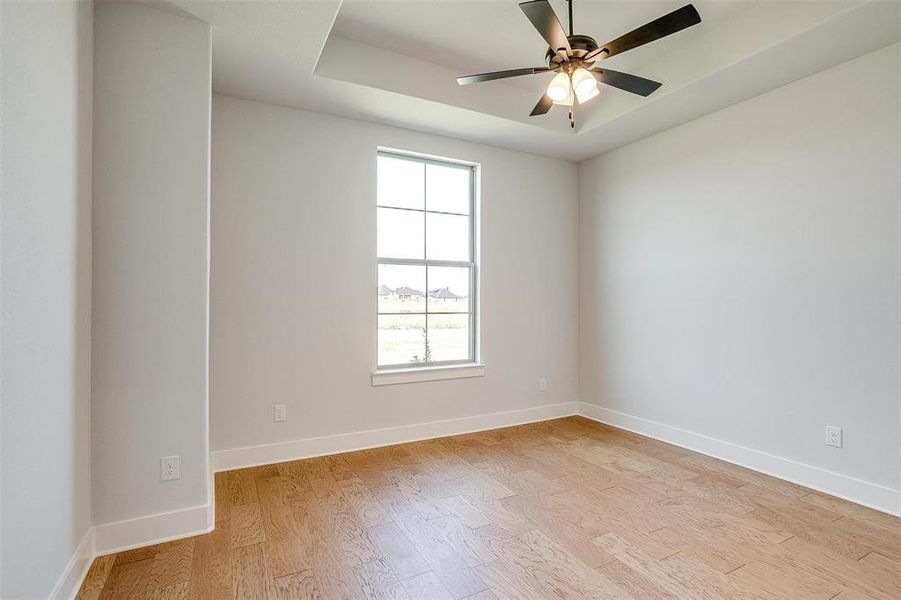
376,151,477,370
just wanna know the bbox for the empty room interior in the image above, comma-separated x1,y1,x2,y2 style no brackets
2,0,901,598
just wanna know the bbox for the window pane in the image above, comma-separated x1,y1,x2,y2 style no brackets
426,163,470,214
428,314,470,362
378,314,426,366
426,212,469,261
427,266,470,313
378,207,424,259
378,155,424,210
379,264,425,313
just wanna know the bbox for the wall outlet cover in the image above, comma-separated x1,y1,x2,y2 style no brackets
825,426,843,448
274,404,287,422
161,455,180,481
538,377,548,392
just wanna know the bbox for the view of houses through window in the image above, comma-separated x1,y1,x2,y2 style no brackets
376,152,476,368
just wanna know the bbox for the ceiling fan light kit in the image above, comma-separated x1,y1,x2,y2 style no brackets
547,71,572,102
571,67,597,98
457,0,702,128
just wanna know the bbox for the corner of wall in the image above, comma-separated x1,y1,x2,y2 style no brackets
578,403,901,517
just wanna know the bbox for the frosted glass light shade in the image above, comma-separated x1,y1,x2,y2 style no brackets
546,72,571,102
576,84,599,104
571,68,598,99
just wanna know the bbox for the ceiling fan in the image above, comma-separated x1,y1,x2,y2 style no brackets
457,0,701,128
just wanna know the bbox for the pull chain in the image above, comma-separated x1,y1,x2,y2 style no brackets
568,0,576,129
569,80,576,129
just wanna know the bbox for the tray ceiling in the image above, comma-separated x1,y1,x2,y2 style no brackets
160,0,900,161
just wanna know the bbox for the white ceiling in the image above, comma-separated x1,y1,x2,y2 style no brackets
159,0,901,161
331,1,748,89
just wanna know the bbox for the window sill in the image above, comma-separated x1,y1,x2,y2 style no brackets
371,363,486,386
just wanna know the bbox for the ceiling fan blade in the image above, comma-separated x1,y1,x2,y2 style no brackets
529,94,553,116
584,4,701,61
519,0,572,56
593,69,662,97
457,67,551,86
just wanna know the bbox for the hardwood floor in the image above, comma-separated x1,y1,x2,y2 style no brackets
78,417,901,599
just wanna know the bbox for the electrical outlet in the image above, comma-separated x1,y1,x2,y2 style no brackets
161,455,180,481
825,426,843,448
538,377,548,392
274,404,286,422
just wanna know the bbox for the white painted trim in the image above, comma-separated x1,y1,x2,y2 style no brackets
207,466,216,530
49,527,95,600
48,502,214,598
578,402,901,517
372,363,486,386
50,400,900,597
93,502,214,556
213,401,579,471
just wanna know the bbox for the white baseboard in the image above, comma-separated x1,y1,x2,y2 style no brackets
50,402,576,598
578,402,901,517
93,502,214,556
49,527,95,600
53,494,213,599
212,401,581,472
49,399,900,598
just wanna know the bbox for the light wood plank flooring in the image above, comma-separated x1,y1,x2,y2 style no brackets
78,416,901,599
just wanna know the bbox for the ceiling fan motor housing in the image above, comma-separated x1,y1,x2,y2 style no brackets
545,34,600,69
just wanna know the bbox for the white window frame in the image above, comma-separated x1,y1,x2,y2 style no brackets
373,149,482,385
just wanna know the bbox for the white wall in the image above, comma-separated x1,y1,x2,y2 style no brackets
0,0,93,597
580,44,900,493
92,1,211,525
210,94,579,454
